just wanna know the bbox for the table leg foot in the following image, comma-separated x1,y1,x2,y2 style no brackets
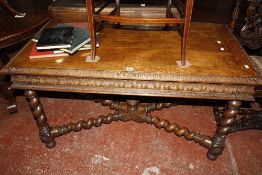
207,153,217,160
208,101,241,160
46,140,56,149
25,90,56,148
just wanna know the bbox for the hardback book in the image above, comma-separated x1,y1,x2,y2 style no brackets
56,23,99,54
29,43,69,59
78,33,100,51
36,27,75,50
56,23,91,54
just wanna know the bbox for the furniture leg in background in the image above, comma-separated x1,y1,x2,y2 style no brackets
0,80,17,114
230,0,242,31
240,0,262,50
0,54,17,115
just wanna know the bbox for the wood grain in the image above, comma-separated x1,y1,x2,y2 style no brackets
3,23,257,79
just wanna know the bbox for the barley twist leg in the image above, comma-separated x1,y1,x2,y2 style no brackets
207,101,241,160
25,90,55,149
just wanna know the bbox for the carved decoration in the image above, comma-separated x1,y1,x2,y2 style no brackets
11,75,255,101
4,66,260,86
240,0,262,49
231,112,262,131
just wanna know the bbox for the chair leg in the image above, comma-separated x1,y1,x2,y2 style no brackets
164,0,173,30
181,0,194,66
114,0,121,28
115,0,120,17
0,80,18,115
230,0,242,31
86,0,96,61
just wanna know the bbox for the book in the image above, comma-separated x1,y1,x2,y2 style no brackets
56,23,91,54
56,23,99,54
63,32,100,53
78,34,100,50
36,27,75,50
29,43,69,59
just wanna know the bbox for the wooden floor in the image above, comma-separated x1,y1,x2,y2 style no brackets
0,95,261,175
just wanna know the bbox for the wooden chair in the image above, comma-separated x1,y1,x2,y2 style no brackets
85,0,194,66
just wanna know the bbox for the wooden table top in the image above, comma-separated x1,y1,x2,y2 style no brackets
1,22,260,101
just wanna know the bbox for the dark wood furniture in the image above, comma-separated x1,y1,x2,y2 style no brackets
85,0,194,66
224,0,262,133
0,7,50,114
49,0,239,24
214,56,262,133
0,62,16,114
2,21,261,160
0,0,25,17
240,0,262,50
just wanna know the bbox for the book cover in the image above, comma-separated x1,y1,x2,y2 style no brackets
29,43,69,59
36,27,75,50
56,23,95,54
56,24,90,54
79,33,100,50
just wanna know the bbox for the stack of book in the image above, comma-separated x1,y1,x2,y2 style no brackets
29,22,99,59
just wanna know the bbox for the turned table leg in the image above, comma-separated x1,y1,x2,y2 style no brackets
25,90,55,149
207,101,241,160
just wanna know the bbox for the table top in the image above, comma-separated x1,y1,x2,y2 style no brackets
1,22,260,101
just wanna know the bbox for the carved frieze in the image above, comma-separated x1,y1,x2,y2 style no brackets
4,66,259,85
11,75,255,100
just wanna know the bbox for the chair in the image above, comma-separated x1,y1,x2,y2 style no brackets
85,0,194,66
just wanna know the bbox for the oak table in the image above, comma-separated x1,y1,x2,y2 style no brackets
1,22,261,160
